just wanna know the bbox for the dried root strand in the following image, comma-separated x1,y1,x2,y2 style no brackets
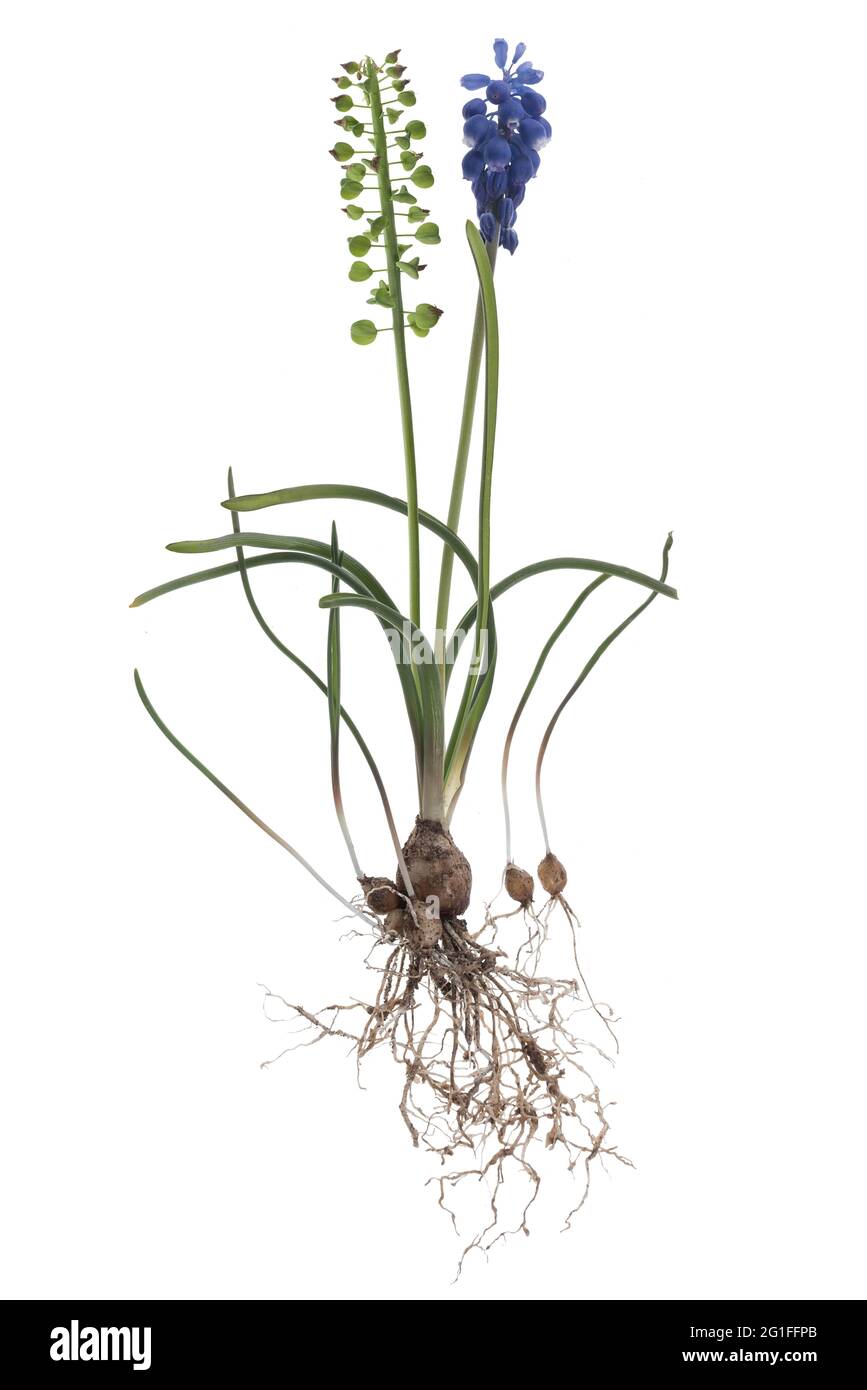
261,905,627,1270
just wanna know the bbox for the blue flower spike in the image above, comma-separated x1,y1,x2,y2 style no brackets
459,38,549,253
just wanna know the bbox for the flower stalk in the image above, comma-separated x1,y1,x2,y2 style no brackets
434,238,497,692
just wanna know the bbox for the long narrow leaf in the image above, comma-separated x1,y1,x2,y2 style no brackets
167,532,386,596
164,532,423,756
223,470,411,890
501,575,609,863
443,551,678,793
444,547,677,822
222,483,479,589
131,551,300,608
320,592,445,824
220,482,498,817
133,670,372,925
442,640,498,824
327,521,362,876
221,486,678,605
535,534,674,852
434,222,502,812
449,553,678,658
217,483,502,777
136,542,420,752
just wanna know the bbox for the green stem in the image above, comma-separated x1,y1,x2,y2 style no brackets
471,226,499,681
366,58,421,634
434,238,498,691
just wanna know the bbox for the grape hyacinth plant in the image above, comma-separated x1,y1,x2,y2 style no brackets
132,39,677,1268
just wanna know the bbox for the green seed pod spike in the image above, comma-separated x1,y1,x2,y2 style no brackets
334,46,441,357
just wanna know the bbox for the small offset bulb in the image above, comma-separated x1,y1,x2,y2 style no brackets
505,863,535,907
538,852,567,897
360,876,402,915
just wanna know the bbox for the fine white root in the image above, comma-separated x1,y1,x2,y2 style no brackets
261,906,629,1274
538,890,621,1055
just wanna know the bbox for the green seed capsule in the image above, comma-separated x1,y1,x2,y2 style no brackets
413,303,442,330
350,319,377,345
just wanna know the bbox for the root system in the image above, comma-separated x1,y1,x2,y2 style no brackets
261,889,630,1274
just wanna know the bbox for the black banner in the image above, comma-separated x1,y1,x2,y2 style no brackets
2,1300,860,1374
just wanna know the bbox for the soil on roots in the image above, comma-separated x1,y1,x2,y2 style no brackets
261,896,630,1275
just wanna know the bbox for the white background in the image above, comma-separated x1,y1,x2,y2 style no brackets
2,1,866,1301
